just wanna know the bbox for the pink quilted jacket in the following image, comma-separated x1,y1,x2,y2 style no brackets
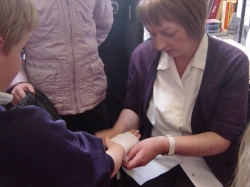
11,0,113,115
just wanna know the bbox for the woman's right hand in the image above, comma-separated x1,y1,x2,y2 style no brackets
96,109,141,143
95,128,121,142
11,83,35,105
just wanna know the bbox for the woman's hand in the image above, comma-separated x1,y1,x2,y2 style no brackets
95,109,141,142
95,128,121,142
123,136,168,170
123,132,231,171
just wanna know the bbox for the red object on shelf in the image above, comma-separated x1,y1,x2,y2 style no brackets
208,0,222,19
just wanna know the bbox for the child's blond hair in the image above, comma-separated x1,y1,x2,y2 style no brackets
232,124,250,187
0,0,38,55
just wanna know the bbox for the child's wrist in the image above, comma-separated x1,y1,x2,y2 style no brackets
110,132,139,162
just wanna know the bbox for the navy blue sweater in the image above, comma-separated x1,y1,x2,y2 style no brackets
0,105,114,187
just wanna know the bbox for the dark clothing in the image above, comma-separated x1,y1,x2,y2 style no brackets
14,89,110,134
99,0,129,57
123,35,249,186
98,0,143,58
16,89,60,121
122,165,195,187
61,101,110,134
102,55,122,123
0,105,114,187
99,0,144,124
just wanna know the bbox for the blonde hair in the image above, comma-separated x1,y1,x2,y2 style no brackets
0,0,38,55
232,124,250,187
136,0,207,41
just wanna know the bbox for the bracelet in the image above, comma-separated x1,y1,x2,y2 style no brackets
165,135,175,156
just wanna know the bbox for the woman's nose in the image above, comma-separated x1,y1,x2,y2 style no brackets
154,36,166,51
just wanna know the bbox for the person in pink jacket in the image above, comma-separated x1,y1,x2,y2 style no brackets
9,0,113,134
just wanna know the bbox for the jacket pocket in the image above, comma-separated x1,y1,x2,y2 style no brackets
89,58,107,95
26,67,56,97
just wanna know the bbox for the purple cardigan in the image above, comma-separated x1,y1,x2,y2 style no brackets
0,105,114,187
123,35,249,186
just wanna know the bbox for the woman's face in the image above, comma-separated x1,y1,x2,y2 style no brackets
0,32,30,91
146,19,199,60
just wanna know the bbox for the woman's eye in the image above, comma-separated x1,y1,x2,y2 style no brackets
162,32,173,37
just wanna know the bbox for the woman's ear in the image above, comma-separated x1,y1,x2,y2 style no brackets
0,36,4,53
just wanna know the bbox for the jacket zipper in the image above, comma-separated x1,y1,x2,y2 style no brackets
66,0,79,113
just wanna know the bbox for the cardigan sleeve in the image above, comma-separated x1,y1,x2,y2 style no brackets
123,40,156,114
192,37,249,141
209,61,249,141
123,54,141,114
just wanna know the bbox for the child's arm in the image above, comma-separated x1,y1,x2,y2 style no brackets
105,139,126,178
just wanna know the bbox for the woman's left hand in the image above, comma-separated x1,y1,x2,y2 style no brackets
123,132,231,170
122,136,167,170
